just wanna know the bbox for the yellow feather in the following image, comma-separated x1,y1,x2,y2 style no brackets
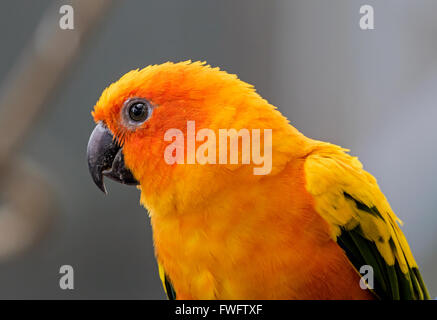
304,142,417,274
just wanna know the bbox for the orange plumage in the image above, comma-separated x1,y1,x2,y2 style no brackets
91,61,428,299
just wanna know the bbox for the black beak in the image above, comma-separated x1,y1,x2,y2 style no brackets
87,122,138,194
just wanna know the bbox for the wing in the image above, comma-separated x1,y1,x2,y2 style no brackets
304,142,430,300
158,262,177,300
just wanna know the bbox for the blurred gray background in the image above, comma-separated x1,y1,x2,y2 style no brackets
0,0,435,299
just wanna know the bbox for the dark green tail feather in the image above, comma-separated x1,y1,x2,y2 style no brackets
336,193,430,300
164,273,177,300
337,226,430,300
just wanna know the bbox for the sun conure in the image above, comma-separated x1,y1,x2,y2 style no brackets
87,61,429,300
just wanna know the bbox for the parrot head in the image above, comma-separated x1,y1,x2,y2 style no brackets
87,61,299,212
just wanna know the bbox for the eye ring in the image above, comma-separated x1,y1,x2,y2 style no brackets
124,98,152,125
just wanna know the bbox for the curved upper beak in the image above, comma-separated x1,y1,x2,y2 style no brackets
87,122,138,194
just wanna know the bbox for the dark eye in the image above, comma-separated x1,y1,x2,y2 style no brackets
128,101,150,122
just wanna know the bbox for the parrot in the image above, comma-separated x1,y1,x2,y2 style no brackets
86,61,430,300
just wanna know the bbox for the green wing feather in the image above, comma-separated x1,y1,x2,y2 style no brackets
337,195,428,299
304,142,430,300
